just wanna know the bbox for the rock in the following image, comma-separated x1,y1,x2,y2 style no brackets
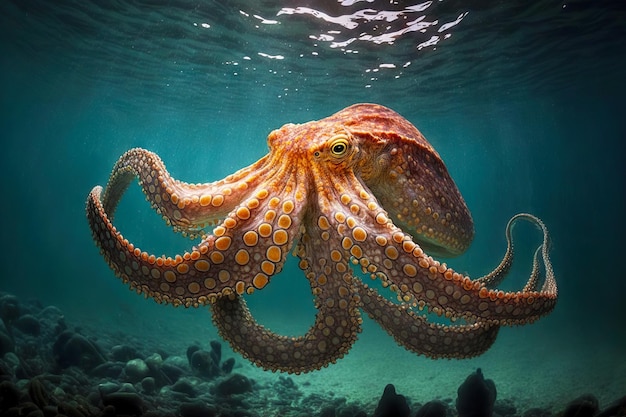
186,345,200,365
53,330,106,371
171,379,197,397
141,377,156,395
13,315,40,336
0,329,14,356
125,359,150,383
161,362,185,383
415,400,449,417
179,401,217,417
164,355,188,369
456,368,496,417
91,362,124,378
118,382,138,393
0,381,20,410
190,350,220,379
215,373,253,396
0,295,21,324
102,392,144,416
111,345,141,362
373,384,410,417
144,353,163,372
562,394,599,417
221,357,235,374
209,340,222,364
98,382,122,396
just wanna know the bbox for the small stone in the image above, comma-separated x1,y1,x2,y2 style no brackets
98,382,122,396
215,373,253,396
145,353,163,372
164,355,188,369
91,362,124,378
221,357,235,374
171,379,196,397
0,330,14,356
141,377,156,395
0,295,21,323
111,345,141,362
118,382,137,393
161,363,185,383
125,359,150,383
53,331,106,371
190,350,220,378
14,315,40,336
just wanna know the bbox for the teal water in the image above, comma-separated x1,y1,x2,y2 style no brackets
1,0,625,412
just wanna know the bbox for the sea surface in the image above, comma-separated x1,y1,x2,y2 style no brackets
1,0,625,415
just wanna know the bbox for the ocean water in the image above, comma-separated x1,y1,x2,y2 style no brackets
1,0,625,415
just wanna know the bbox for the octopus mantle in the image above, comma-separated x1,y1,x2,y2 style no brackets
86,103,557,373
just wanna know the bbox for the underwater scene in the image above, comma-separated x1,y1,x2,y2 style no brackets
1,1,625,416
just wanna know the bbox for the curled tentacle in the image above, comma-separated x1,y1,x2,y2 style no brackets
86,169,307,307
476,213,553,292
211,210,362,373
101,148,271,237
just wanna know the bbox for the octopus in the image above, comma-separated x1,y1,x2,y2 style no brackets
86,103,557,374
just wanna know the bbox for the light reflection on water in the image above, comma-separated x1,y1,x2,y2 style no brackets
1,0,623,116
278,2,467,53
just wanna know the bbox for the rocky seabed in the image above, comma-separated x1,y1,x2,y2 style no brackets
0,292,624,417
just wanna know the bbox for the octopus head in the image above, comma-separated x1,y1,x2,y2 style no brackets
265,105,474,256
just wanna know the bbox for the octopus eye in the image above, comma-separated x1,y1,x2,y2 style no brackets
329,136,349,157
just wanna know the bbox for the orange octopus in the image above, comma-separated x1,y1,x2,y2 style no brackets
86,103,557,373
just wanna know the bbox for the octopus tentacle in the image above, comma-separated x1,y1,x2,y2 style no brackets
322,179,556,325
86,103,559,372
356,280,500,359
309,176,499,358
86,172,307,307
101,148,272,237
476,213,552,291
211,214,362,374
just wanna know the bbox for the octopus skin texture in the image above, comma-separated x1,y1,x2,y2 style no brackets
86,103,557,374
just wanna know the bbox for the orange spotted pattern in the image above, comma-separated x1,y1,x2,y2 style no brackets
86,103,557,373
